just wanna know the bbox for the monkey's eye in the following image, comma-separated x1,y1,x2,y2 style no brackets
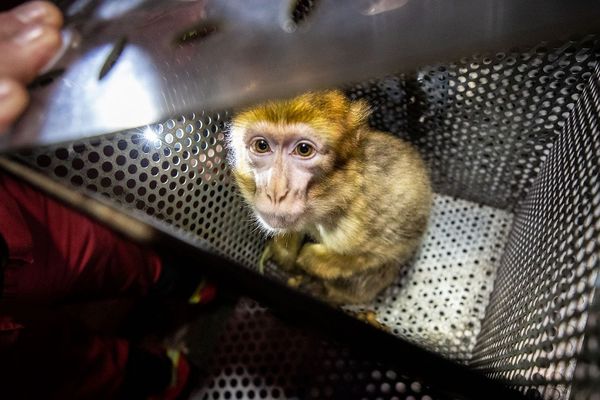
252,139,271,154
293,142,315,158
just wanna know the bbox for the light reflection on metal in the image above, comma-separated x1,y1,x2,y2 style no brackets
362,0,410,16
142,125,159,142
96,0,145,19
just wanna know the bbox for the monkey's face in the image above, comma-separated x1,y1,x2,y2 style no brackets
229,90,367,234
231,121,334,233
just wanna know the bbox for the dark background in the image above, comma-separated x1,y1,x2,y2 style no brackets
2,1,28,12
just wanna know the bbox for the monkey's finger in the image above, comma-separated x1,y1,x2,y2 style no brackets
287,274,305,288
0,78,29,134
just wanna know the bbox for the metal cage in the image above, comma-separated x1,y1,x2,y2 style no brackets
1,1,599,399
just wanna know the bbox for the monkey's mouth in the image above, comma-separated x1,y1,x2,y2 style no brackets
256,211,302,230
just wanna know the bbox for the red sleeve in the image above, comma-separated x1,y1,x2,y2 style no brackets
0,172,162,302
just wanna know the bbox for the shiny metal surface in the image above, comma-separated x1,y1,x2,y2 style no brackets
3,0,600,150
472,63,600,400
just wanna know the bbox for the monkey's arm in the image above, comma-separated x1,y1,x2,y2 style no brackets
296,241,418,280
295,243,385,279
258,232,304,274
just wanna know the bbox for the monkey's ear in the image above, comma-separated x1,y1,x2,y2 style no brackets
347,99,371,140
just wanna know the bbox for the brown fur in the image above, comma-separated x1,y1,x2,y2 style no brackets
229,90,432,304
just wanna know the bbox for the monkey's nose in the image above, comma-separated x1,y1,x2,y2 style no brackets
266,189,289,205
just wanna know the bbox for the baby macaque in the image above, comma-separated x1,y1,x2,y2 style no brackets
228,90,432,304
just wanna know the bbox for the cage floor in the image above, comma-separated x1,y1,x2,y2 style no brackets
344,194,513,360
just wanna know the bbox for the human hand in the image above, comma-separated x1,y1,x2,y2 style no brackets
0,1,63,133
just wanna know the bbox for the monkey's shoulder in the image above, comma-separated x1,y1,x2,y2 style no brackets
362,130,428,177
359,130,432,222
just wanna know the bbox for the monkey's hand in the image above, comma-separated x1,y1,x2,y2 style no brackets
257,233,304,274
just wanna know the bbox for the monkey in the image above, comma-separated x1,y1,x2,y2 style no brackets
227,90,432,304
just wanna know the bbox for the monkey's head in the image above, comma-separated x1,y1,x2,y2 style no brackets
228,90,370,233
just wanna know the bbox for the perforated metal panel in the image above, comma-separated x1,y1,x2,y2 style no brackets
572,294,600,400
471,64,600,399
17,111,266,268
348,35,600,210
193,299,445,400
